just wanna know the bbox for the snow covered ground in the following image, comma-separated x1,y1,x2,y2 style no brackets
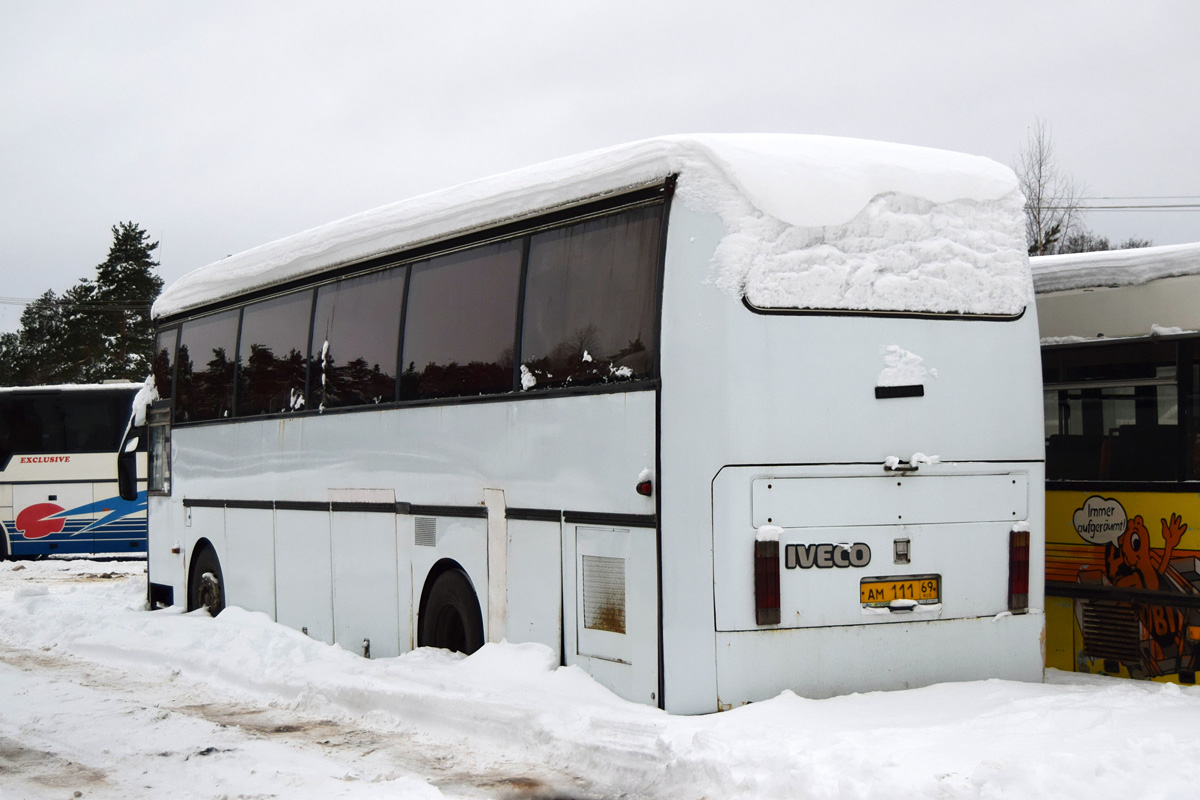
1,558,1198,799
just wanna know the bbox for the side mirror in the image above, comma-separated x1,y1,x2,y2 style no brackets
118,429,141,501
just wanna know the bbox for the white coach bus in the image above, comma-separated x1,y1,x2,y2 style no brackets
1,383,147,559
120,134,1044,713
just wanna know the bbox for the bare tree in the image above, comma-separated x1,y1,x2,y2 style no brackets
1016,119,1085,256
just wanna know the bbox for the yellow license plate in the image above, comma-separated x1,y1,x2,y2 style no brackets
860,576,940,606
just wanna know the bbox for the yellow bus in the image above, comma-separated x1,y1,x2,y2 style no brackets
1036,242,1200,684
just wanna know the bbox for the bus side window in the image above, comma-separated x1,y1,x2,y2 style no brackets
400,242,523,400
521,205,662,389
154,328,178,402
309,267,406,410
236,291,312,416
176,309,240,422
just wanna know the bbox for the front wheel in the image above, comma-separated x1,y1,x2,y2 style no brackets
188,545,225,616
419,568,484,655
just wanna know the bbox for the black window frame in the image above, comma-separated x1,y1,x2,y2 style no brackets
158,181,673,427
1043,334,1200,487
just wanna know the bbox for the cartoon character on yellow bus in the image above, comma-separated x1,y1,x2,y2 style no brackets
1103,511,1189,674
1058,495,1200,679
1106,512,1186,591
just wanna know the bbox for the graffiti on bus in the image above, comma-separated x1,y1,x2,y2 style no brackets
12,492,148,539
1048,493,1200,680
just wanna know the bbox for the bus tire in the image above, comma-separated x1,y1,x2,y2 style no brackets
188,544,225,616
419,568,484,655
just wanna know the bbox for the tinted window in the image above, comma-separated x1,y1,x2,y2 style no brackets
400,242,522,400
522,206,661,389
237,291,312,416
1044,341,1181,481
176,309,240,422
0,390,135,458
153,328,177,400
310,267,406,409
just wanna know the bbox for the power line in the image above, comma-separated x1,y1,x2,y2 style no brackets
1034,204,1200,211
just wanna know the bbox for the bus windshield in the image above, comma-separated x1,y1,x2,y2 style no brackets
0,391,132,464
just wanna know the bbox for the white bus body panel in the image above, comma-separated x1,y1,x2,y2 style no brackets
657,204,1045,712
713,464,1037,631
714,612,1045,702
223,506,276,620
149,390,657,702
275,508,333,644
505,518,563,651
1036,273,1200,340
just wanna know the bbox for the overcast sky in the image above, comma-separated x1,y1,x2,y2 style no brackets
1,1,1197,332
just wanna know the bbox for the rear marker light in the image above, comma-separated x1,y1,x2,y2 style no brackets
755,540,781,625
636,480,653,497
1008,527,1030,613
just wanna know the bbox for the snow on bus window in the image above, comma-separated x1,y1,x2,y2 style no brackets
309,267,406,410
400,242,522,400
236,291,312,416
175,309,239,422
521,205,661,389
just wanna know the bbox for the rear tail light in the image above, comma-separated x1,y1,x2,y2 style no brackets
755,540,781,625
1008,527,1030,613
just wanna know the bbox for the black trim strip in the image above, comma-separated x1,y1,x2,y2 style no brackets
330,501,397,514
408,504,489,519
506,507,562,522
563,511,657,528
1047,580,1200,609
875,384,924,399
274,500,330,512
1047,481,1200,494
183,498,225,509
742,296,1027,322
226,499,274,510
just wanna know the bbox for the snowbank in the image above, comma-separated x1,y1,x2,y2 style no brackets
4,559,1200,799
155,134,1031,320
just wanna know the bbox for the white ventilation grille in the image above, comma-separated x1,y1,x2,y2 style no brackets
582,555,626,634
414,516,437,547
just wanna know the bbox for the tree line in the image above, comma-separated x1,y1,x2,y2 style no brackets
0,221,162,386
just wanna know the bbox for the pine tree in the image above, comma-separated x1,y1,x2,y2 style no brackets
73,222,164,382
15,290,73,384
0,222,165,387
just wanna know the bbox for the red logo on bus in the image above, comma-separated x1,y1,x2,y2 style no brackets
15,503,66,539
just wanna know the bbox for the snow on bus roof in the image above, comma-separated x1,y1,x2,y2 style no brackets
1031,241,1200,294
154,133,1029,320
0,382,143,394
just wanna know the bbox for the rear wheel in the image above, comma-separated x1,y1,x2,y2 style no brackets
188,545,225,616
419,568,484,655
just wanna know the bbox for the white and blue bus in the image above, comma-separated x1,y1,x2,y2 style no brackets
122,134,1044,712
1,383,147,559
